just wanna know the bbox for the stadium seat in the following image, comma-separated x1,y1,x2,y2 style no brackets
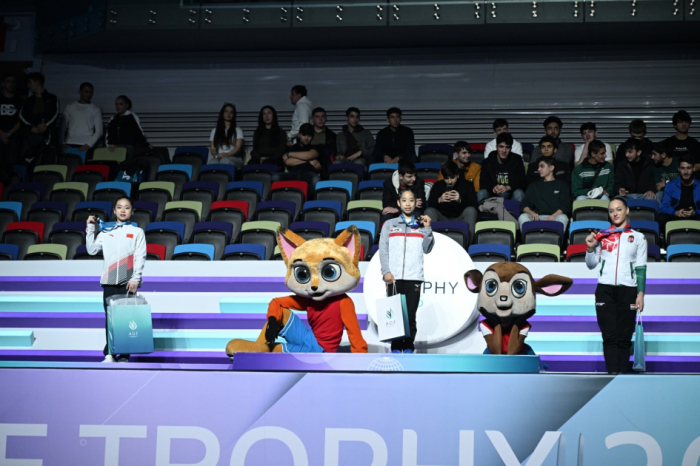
222,244,266,261
145,222,186,260
665,220,700,246
569,221,610,245
301,200,342,233
627,199,658,222
315,181,353,216
27,201,67,242
516,244,560,262
335,221,375,260
156,164,193,200
72,201,113,223
241,164,277,199
138,182,175,221
92,147,127,163
328,164,364,195
240,221,280,260
415,163,442,181
58,148,87,180
93,181,131,204
418,144,452,164
503,199,521,218
32,165,67,193
208,201,248,243
2,222,44,260
629,220,659,246
72,165,110,201
146,243,166,261
173,149,208,181
356,180,384,201
48,222,86,260
272,245,283,261
666,244,700,262
172,244,215,261
521,143,535,159
0,202,22,236
269,181,307,220
565,244,589,262
191,222,233,260
24,244,68,261
475,221,516,251
290,221,330,241
0,244,20,261
49,182,88,220
468,244,511,262
521,220,564,247
198,164,236,201
163,201,202,243
254,201,296,229
647,244,661,262
131,201,158,232
432,221,470,250
12,165,27,182
346,200,383,238
8,183,45,221
572,199,609,222
175,146,209,159
367,163,397,182
225,181,263,215
369,244,379,259
73,244,102,260
180,181,218,221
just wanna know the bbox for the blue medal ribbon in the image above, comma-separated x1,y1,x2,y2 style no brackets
98,219,133,232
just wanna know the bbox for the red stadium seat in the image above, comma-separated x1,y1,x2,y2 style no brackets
4,221,45,243
146,243,166,261
209,201,249,222
565,244,589,262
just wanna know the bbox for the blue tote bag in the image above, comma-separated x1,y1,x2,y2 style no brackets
106,293,154,354
633,312,645,372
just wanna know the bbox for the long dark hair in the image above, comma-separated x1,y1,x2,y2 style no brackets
256,105,282,146
213,103,237,149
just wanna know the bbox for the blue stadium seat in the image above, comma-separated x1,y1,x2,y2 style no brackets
254,200,296,229
132,200,159,228
225,181,264,214
73,244,102,260
13,165,27,182
504,199,521,218
93,181,131,205
627,199,658,222
415,162,442,180
199,164,236,201
666,244,700,262
301,201,342,233
468,244,512,262
521,220,564,247
290,221,330,241
647,244,661,262
172,244,216,261
370,244,379,259
157,164,193,182
328,164,364,194
145,221,186,260
72,201,113,223
367,163,397,181
191,221,233,260
241,164,278,199
0,202,23,234
174,146,209,159
569,221,610,245
630,220,659,246
63,147,87,164
418,144,452,164
222,243,266,261
335,221,375,260
315,181,353,215
432,221,470,250
356,180,385,201
0,244,20,261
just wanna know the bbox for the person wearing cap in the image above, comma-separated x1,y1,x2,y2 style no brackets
273,123,321,192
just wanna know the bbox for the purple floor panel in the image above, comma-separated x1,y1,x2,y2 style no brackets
528,316,700,333
541,355,700,373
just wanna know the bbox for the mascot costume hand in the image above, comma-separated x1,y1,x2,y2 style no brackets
226,226,368,357
465,263,572,355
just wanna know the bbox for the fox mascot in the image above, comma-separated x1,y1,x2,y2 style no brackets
226,226,368,357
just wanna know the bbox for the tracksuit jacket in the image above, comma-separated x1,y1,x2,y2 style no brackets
86,223,147,285
106,111,148,147
379,216,435,281
571,159,614,198
585,227,647,291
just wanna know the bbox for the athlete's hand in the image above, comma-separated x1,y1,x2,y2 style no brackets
86,215,97,225
126,281,139,294
636,293,644,313
383,272,395,285
585,231,598,249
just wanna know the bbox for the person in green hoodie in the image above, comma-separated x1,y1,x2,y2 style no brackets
519,157,572,230
571,140,614,200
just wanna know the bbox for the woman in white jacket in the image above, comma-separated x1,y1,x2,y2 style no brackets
86,196,147,363
585,196,647,374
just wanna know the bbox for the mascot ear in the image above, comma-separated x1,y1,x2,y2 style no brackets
334,225,361,267
534,274,574,296
465,269,483,293
277,228,306,266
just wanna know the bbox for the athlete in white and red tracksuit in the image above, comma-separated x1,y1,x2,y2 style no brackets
86,197,146,362
585,197,647,374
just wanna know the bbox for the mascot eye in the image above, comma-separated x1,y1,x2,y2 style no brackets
485,279,498,296
511,279,527,298
293,266,311,284
321,263,342,282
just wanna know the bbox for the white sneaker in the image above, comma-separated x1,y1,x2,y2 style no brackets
102,355,116,363
117,357,129,363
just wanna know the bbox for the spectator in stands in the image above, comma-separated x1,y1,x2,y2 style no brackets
614,119,654,166
208,103,244,169
574,122,613,166
484,118,523,159
651,141,679,203
437,141,481,192
335,107,373,166
657,155,700,233
571,140,614,200
105,95,150,159
381,161,426,224
525,136,570,187
19,72,59,163
249,105,287,168
60,82,103,158
0,72,22,167
613,139,657,203
425,160,478,244
530,116,574,166
288,85,313,142
477,132,526,202
663,110,700,173
310,107,336,162
519,157,572,230
372,107,416,164
273,123,320,191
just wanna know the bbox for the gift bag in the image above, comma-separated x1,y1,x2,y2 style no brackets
106,293,154,355
633,311,645,372
376,284,410,342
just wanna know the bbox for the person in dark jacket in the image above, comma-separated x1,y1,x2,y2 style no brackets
249,105,287,169
477,132,526,202
657,155,700,234
424,161,478,244
310,107,337,167
372,107,416,165
519,157,572,230
335,107,374,166
614,119,654,166
613,139,657,203
19,72,59,162
105,95,150,158
525,136,570,187
381,161,426,224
